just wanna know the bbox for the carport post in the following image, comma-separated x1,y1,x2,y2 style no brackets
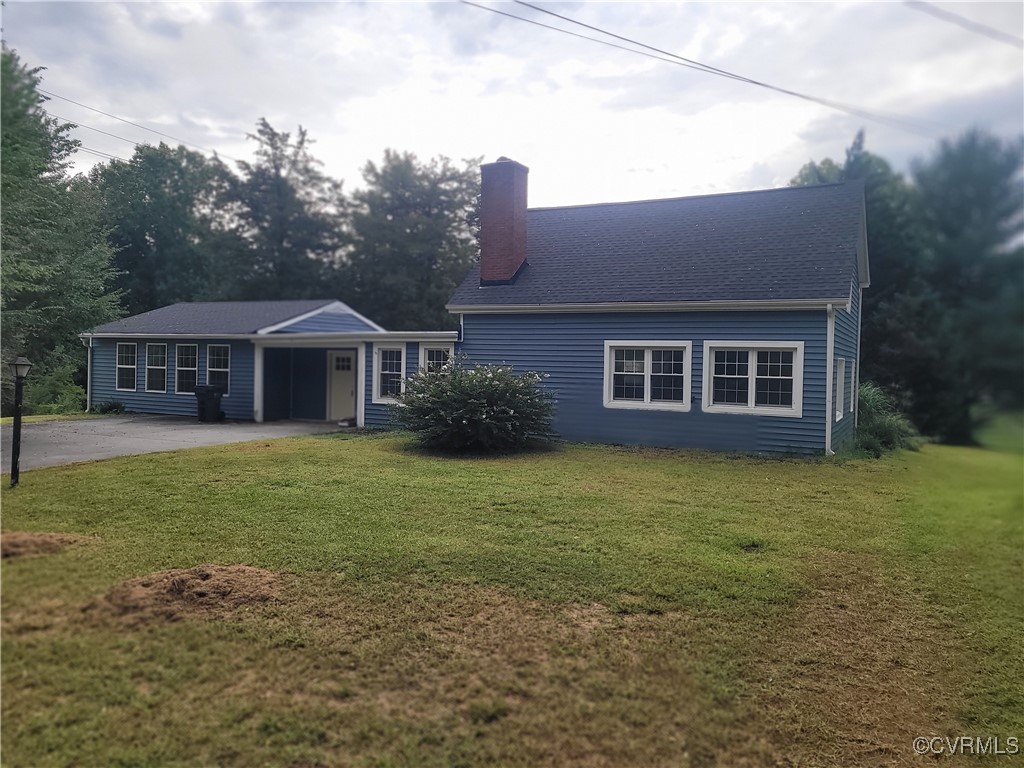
253,344,264,422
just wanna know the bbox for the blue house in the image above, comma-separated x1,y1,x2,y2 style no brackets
447,159,868,455
81,300,457,427
82,158,868,456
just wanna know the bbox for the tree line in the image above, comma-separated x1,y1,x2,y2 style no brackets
2,47,1021,443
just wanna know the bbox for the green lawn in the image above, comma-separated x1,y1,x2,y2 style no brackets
2,435,1021,767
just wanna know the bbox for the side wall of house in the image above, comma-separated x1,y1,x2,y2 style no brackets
832,280,859,450
457,311,829,454
90,338,254,420
363,341,418,428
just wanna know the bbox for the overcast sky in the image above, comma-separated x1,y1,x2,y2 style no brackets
5,1,1022,207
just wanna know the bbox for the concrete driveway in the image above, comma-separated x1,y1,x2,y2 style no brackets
0,415,343,470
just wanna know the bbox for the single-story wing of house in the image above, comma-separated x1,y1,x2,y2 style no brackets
82,158,868,455
80,299,457,427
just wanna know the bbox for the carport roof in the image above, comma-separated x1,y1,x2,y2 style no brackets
86,300,379,335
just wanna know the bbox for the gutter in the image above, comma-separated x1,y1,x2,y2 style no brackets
446,298,850,314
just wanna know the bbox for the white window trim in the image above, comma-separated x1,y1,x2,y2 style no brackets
372,344,405,404
115,342,137,392
418,343,455,372
701,340,804,418
175,343,199,395
144,343,167,393
835,357,846,422
603,341,692,412
206,344,231,397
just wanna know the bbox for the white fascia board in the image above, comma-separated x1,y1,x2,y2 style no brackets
80,333,257,339
446,298,848,314
858,196,871,288
255,301,343,334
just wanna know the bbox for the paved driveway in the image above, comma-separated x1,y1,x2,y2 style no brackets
0,415,343,470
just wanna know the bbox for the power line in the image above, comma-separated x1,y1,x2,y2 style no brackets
76,145,130,162
38,88,241,161
904,1,1024,49
49,112,147,149
461,1,936,135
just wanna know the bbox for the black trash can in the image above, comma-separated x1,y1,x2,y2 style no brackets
194,385,225,422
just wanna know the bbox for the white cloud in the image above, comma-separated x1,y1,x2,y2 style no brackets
5,0,1021,206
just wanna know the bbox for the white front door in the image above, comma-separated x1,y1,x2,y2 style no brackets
328,351,356,422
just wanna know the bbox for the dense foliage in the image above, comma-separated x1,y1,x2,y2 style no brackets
854,382,921,457
792,130,1024,443
0,47,120,414
395,355,554,452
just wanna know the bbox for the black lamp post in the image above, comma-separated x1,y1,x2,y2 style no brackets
9,356,32,488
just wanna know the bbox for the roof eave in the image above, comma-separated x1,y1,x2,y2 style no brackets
446,298,850,314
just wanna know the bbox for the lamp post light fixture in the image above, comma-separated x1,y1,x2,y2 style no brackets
9,356,32,488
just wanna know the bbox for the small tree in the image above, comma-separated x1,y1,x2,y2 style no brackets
395,355,554,452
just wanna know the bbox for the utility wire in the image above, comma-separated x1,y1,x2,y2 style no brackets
461,0,935,135
904,1,1023,49
77,145,130,163
38,87,241,161
49,112,148,149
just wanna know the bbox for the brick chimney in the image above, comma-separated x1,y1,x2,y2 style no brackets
479,157,529,285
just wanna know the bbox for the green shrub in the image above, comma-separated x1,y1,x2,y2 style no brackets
855,381,921,457
23,358,86,415
92,400,125,415
395,354,554,452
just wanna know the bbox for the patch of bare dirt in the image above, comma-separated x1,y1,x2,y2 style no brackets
723,552,964,767
84,564,278,625
1,531,95,559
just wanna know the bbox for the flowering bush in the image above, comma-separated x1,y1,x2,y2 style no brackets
395,354,555,451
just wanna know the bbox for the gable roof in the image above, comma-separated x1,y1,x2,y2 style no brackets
87,300,383,336
448,180,867,311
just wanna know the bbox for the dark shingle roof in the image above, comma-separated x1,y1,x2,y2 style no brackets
89,300,337,335
449,181,865,307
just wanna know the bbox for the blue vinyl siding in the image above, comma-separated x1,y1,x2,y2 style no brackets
91,338,254,420
458,312,829,455
832,280,860,450
273,313,379,333
363,342,415,428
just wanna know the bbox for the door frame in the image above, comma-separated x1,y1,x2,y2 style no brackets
325,348,359,423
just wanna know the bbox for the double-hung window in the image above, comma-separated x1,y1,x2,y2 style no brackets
603,341,691,411
145,344,167,393
373,345,404,403
702,341,804,418
420,345,453,373
116,343,137,391
207,344,230,395
176,344,198,394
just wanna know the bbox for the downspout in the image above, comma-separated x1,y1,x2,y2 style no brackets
81,336,93,412
854,287,863,430
825,304,835,456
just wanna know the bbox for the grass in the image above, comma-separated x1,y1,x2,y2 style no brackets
2,434,1021,767
0,412,103,426
976,410,1024,454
